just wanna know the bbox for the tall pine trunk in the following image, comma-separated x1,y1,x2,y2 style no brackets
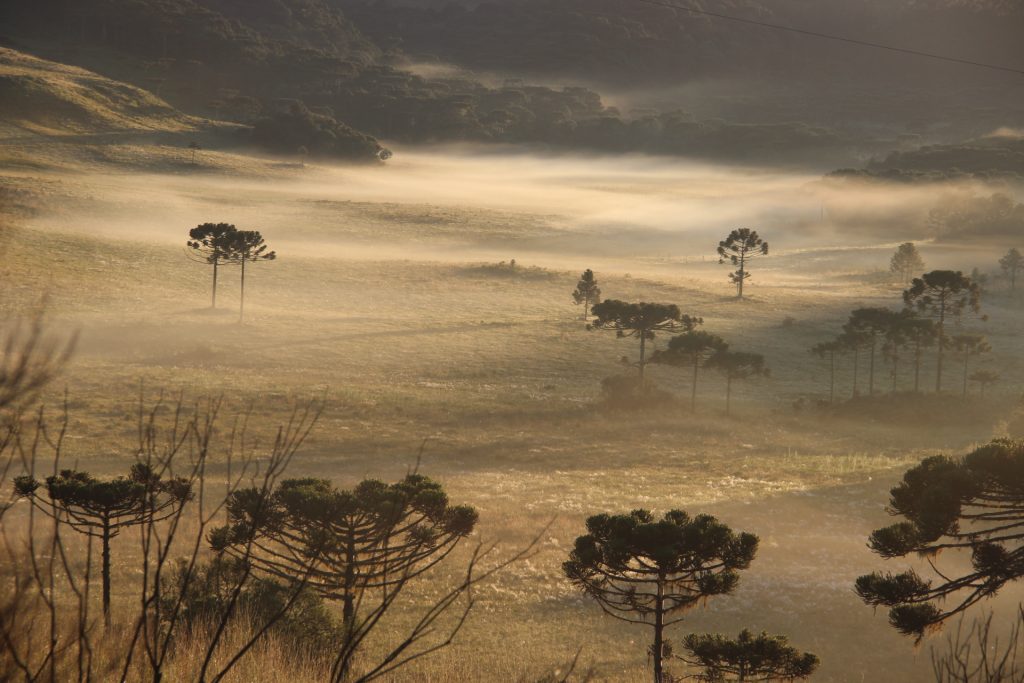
239,257,247,322
211,258,219,309
652,580,665,683
102,519,111,626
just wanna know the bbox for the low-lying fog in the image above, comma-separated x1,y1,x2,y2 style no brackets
32,145,1017,273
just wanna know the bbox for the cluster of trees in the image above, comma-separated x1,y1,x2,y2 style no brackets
186,222,276,321
575,265,770,416
813,254,992,400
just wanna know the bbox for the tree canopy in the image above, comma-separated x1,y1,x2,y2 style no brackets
589,300,700,382
680,629,819,682
717,229,768,299
855,439,1024,640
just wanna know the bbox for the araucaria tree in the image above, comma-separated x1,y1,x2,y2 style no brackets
651,331,728,412
890,242,925,284
952,334,991,398
810,340,842,404
564,509,758,683
999,248,1023,293
717,228,768,299
969,369,999,398
572,269,601,320
223,229,276,322
704,350,769,416
844,308,902,396
589,300,701,383
187,222,238,309
902,270,982,393
680,629,819,682
14,464,192,624
211,474,479,682
855,439,1024,640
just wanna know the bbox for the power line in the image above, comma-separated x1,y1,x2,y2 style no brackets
627,0,1024,76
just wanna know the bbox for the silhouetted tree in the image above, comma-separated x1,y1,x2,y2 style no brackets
968,370,999,398
900,317,937,394
223,229,276,322
14,464,192,624
890,242,925,284
679,629,819,682
211,474,482,682
902,271,982,393
810,340,842,404
952,334,991,398
855,439,1024,640
564,509,758,683
837,328,868,398
589,300,700,383
572,269,601,321
705,350,769,416
651,331,728,412
1000,248,1023,293
187,222,238,309
717,229,768,299
844,308,902,395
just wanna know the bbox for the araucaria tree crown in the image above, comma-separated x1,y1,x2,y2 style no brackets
187,222,238,308
855,439,1024,641
717,228,768,298
572,269,601,320
680,629,819,682
564,509,758,683
589,300,701,382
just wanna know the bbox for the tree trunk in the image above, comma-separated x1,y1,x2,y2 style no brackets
737,251,746,299
913,339,922,393
725,375,733,416
691,355,699,413
239,257,247,323
868,339,876,395
652,579,665,683
829,351,835,404
962,353,970,398
936,300,946,393
638,334,646,384
102,520,111,626
211,258,219,309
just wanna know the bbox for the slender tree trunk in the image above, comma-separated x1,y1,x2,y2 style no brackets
239,257,247,323
868,339,876,395
829,351,835,404
725,375,733,416
102,520,111,626
737,251,746,299
914,339,922,393
584,297,590,321
638,334,646,384
211,258,219,309
691,355,699,413
962,353,970,398
652,580,665,683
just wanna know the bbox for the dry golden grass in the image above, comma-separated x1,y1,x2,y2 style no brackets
2,125,1023,681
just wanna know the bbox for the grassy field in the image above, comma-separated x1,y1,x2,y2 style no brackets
2,118,1024,682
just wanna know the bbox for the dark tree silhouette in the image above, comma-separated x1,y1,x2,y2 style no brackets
187,222,238,309
679,629,819,682
704,350,769,416
589,300,700,383
572,269,601,321
968,370,999,398
1000,248,1023,293
210,473,482,682
717,228,768,299
837,328,868,398
14,464,192,624
222,229,276,322
891,242,925,284
844,308,902,396
810,340,842,404
563,509,758,683
902,271,982,393
952,334,991,398
855,440,1024,640
899,317,938,394
651,331,728,412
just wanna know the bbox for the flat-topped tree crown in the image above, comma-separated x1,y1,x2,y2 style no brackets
680,629,820,682
564,508,758,683
222,229,276,321
717,228,768,298
14,465,192,624
589,300,701,382
855,439,1024,640
704,349,769,416
651,331,729,412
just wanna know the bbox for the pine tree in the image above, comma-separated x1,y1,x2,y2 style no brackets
651,331,728,412
952,334,991,398
999,248,1023,293
222,229,276,322
717,229,768,299
186,222,237,309
704,350,769,416
890,242,924,284
564,509,758,683
572,269,601,321
589,300,701,383
680,629,819,682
